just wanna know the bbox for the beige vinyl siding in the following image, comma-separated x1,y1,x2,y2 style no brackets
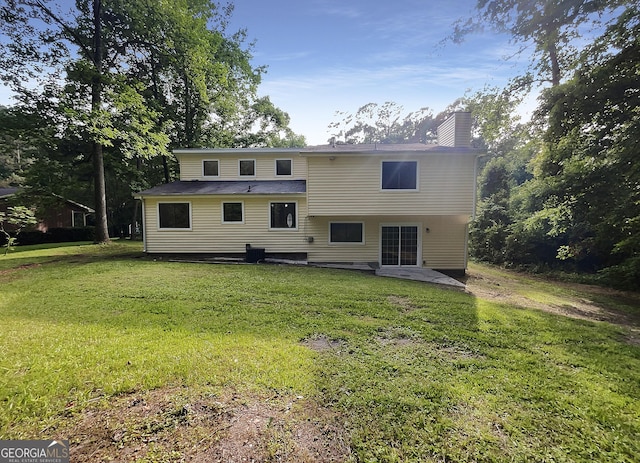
421,215,469,269
306,154,476,216
143,195,307,254
305,216,381,263
305,215,469,269
436,112,472,147
178,153,307,181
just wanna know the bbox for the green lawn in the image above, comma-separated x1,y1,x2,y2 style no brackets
1,242,638,462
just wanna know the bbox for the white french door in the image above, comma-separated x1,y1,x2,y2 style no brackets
380,225,420,267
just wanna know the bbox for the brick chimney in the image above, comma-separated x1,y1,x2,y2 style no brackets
437,111,472,147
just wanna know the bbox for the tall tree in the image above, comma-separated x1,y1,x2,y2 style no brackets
328,102,438,144
0,0,298,240
0,0,169,241
520,5,640,286
450,0,630,87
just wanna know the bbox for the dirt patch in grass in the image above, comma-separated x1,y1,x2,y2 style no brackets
374,326,422,347
465,267,639,324
0,262,41,276
53,386,351,462
301,335,346,353
387,295,421,313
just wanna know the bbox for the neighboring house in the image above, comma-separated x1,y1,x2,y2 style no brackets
0,187,94,232
135,112,483,272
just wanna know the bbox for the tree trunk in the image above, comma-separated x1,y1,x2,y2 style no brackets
92,0,110,243
548,38,561,87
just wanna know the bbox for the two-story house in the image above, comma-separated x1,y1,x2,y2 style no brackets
135,112,482,273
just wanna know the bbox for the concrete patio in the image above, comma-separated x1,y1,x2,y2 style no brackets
308,262,465,288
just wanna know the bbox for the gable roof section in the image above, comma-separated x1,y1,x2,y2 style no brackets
173,143,483,158
0,188,94,212
136,180,306,197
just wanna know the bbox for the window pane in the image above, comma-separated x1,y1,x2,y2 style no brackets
382,161,417,189
240,160,255,176
400,226,418,265
223,202,243,222
381,226,400,265
203,160,218,176
270,202,296,228
72,211,84,228
159,203,190,229
276,159,292,176
330,223,363,243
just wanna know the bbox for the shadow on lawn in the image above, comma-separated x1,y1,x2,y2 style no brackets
3,251,639,461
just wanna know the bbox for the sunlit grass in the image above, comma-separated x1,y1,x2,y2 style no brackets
1,243,638,461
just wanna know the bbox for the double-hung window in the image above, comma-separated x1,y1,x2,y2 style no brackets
222,202,243,223
239,159,256,177
158,202,191,229
202,160,219,177
381,161,418,190
275,159,292,176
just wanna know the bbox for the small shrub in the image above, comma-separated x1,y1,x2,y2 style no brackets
597,257,640,291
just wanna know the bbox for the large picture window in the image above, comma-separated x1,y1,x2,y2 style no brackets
202,160,219,177
275,159,292,176
270,202,297,229
330,222,364,243
239,159,256,176
222,202,243,223
381,161,418,190
158,202,191,229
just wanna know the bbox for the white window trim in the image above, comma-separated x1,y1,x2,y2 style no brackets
221,201,245,224
157,201,192,231
202,159,220,178
275,158,293,177
268,201,298,231
328,221,365,245
380,160,419,192
238,159,256,177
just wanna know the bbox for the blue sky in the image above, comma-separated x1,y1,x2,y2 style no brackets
0,0,533,145
226,0,531,144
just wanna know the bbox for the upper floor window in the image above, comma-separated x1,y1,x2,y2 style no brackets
158,202,191,229
202,160,219,177
275,159,292,176
239,159,256,176
381,161,418,190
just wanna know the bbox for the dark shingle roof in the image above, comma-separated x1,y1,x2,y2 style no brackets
136,180,306,197
300,143,481,155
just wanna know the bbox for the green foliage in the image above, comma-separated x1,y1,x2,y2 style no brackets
451,0,632,86
0,0,304,239
328,102,440,144
465,4,640,289
0,205,37,254
520,5,640,278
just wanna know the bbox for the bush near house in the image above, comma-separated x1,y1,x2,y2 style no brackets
0,226,95,246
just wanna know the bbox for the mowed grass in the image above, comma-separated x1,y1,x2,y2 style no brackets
1,242,639,462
